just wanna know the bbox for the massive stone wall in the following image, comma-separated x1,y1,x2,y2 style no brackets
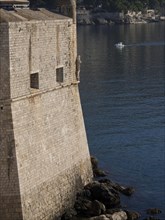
12,85,92,220
0,23,23,220
0,102,23,220
9,19,77,99
0,23,10,99
0,12,92,220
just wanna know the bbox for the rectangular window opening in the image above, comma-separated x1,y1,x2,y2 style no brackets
30,72,39,89
56,67,64,83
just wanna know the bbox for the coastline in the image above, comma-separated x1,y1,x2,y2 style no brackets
77,17,165,25
61,157,162,220
77,9,165,25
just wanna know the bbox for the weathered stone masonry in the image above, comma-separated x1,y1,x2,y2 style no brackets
0,2,92,220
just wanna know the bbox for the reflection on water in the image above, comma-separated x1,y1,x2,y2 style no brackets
126,41,165,46
78,23,165,219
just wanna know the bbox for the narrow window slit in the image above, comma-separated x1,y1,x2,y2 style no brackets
56,67,64,83
30,73,39,89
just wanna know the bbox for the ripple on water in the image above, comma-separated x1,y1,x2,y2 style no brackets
78,23,165,219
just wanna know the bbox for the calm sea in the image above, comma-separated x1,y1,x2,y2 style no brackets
77,23,165,219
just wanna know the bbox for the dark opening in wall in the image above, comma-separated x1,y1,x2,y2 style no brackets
56,67,64,83
30,73,39,89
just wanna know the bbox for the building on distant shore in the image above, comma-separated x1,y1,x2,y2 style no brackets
0,0,29,8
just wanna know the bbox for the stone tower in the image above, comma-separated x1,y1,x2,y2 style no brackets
0,1,92,219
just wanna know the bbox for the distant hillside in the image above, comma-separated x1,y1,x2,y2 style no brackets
82,0,165,12
30,0,165,12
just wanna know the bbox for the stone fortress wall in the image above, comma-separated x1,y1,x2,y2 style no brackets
0,1,92,219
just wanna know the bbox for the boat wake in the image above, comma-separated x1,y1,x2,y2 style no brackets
115,41,165,49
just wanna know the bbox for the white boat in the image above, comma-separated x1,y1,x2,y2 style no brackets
115,42,125,49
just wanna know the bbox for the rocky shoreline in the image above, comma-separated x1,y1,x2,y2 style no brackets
61,157,162,220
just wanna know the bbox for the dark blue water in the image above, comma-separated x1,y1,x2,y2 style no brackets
78,23,165,219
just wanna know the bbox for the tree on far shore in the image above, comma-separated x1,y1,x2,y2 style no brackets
29,0,165,12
